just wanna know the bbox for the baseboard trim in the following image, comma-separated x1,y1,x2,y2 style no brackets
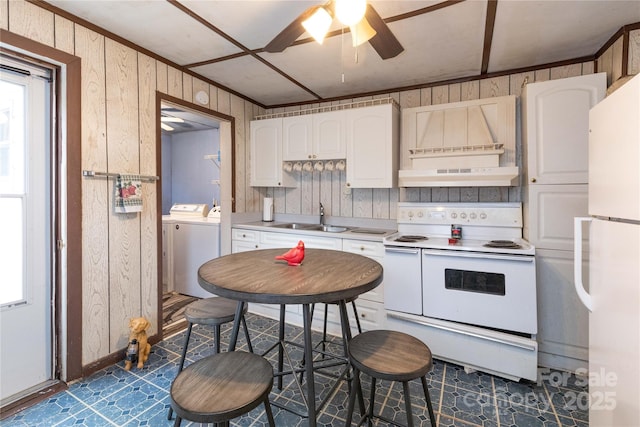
0,380,67,420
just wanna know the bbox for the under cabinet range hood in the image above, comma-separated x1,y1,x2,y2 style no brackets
399,95,519,187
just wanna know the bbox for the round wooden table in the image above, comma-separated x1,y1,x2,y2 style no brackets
198,248,383,427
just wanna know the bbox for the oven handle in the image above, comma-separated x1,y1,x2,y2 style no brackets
387,312,536,351
384,247,420,254
422,249,534,263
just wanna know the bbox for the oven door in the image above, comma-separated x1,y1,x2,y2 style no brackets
383,246,422,315
422,249,536,334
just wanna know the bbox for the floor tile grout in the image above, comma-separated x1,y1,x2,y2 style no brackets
2,313,588,427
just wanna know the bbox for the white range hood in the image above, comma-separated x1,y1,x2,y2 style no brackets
399,166,520,187
399,95,519,187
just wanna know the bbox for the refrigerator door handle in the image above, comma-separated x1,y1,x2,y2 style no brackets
574,217,593,312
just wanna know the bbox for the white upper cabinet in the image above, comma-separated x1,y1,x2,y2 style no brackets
282,115,313,161
250,118,296,187
282,111,346,160
313,110,346,159
346,103,399,188
523,73,606,185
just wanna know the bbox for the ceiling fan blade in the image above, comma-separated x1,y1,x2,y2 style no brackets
264,5,323,53
365,4,404,60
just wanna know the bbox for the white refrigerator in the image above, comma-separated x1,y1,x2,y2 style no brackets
574,73,640,426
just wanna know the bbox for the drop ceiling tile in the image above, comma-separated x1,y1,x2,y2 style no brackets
489,0,640,72
261,0,486,100
48,0,242,65
181,0,313,50
191,55,317,106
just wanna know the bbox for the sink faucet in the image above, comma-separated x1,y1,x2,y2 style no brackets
319,203,325,225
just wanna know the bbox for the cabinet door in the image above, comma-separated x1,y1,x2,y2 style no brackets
250,118,295,187
346,104,398,188
523,73,606,185
342,239,384,303
313,110,346,159
525,184,588,251
536,248,589,372
282,115,313,161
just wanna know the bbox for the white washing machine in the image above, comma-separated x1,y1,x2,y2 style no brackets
164,204,221,298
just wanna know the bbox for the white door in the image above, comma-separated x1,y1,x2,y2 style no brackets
0,58,53,402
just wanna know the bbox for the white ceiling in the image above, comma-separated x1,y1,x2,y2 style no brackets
47,0,640,108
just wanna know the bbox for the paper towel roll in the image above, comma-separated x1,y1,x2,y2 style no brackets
263,197,274,222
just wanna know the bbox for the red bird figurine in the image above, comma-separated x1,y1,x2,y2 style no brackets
275,240,305,266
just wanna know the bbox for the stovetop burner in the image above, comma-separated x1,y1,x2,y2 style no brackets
395,235,428,243
483,240,522,249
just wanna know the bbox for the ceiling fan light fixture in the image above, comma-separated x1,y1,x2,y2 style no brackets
160,123,174,131
302,6,333,44
350,17,376,47
335,0,366,26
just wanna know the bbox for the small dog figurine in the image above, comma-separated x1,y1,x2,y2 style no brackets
124,317,151,370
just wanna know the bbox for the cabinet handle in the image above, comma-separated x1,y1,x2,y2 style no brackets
360,246,365,251
346,183,351,187
242,233,246,238
313,154,317,159
530,178,537,183
278,182,281,186
175,225,179,230
255,244,258,248
308,155,312,159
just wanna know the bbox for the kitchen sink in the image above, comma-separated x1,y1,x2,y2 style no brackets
272,223,314,229
271,223,352,233
303,225,352,233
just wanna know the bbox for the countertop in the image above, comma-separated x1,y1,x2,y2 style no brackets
232,221,396,242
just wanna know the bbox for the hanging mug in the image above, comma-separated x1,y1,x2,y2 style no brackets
283,162,293,172
325,160,334,171
303,161,313,172
336,159,346,171
314,161,324,172
293,161,303,172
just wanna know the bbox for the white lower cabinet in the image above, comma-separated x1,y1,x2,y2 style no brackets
232,229,342,321
231,228,386,334
536,248,590,372
316,239,386,337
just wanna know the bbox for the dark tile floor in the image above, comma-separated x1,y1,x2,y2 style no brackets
1,312,589,426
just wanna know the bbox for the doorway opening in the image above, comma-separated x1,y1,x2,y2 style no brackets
156,96,234,337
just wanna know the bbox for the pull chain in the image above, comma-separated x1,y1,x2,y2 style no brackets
341,27,345,83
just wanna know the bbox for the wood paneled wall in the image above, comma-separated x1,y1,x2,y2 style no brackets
3,0,262,366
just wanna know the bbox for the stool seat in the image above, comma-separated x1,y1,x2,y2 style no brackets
167,297,253,421
349,330,433,382
170,351,275,425
184,296,245,325
345,330,436,427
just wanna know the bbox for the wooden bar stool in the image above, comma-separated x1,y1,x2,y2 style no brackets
170,351,276,427
297,297,362,382
167,297,253,420
345,330,437,427
312,296,362,354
